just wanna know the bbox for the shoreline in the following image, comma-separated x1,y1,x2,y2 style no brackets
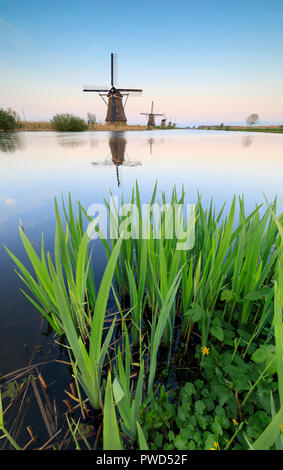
196,126,283,134
1,122,282,134
10,122,175,132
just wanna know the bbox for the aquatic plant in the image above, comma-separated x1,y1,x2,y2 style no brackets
4,182,283,450
5,199,121,410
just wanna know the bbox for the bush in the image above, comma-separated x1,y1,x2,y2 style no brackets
50,113,88,132
0,108,20,131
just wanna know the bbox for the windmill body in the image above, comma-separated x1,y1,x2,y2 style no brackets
141,101,163,127
84,53,142,124
105,88,127,123
161,113,167,128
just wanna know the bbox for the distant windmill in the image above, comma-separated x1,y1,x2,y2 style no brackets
83,53,143,124
141,101,163,127
161,113,167,128
91,133,142,187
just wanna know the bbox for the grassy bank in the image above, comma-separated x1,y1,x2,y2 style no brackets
1,183,283,450
197,125,283,134
17,121,150,132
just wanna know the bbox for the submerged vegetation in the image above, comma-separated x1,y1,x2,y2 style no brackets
1,182,283,450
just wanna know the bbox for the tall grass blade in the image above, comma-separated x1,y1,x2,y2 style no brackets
103,371,123,450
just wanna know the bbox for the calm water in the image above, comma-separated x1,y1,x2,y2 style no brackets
0,129,282,445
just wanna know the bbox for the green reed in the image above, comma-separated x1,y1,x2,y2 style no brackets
5,182,282,449
6,197,122,409
247,202,283,450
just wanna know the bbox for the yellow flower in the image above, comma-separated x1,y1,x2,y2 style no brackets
210,441,220,450
280,424,283,432
201,346,210,356
232,419,239,426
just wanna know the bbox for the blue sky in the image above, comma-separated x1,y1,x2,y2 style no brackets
0,0,283,125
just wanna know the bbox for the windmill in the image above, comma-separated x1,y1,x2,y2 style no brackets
83,53,143,124
91,133,142,187
161,113,167,128
141,101,163,127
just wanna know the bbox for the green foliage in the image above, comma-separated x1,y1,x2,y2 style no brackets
113,324,145,442
50,113,88,132
103,372,123,450
5,183,283,450
6,197,122,410
140,355,276,451
0,107,20,131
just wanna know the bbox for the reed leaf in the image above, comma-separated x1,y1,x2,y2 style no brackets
103,371,123,450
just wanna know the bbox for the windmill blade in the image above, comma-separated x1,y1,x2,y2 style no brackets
111,53,118,88
83,85,109,92
118,88,143,93
153,113,164,117
141,113,150,115
122,91,142,97
151,101,154,114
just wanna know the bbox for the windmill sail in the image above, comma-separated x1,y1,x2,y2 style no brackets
141,101,163,126
83,53,143,123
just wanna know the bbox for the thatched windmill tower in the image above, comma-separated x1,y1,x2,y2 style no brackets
141,102,163,127
83,53,143,124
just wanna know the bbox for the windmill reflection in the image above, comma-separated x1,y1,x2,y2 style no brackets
57,135,86,148
109,133,126,187
91,132,141,187
148,138,155,154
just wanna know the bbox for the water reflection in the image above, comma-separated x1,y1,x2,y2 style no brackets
148,138,155,154
57,135,86,148
1,129,283,444
91,132,142,187
90,137,99,148
241,135,253,148
109,133,126,187
0,132,24,153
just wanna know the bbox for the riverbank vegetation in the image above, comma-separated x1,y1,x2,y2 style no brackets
50,113,88,132
0,108,20,132
1,106,282,134
17,121,157,132
197,125,283,134
1,183,283,450
14,120,283,134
